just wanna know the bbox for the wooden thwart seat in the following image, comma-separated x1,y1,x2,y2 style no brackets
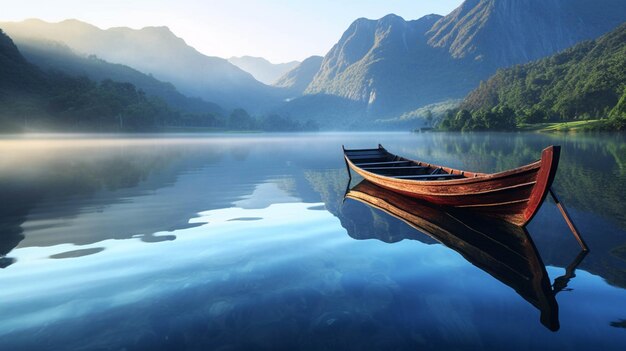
344,148,382,153
354,160,410,166
345,149,385,154
346,153,387,158
347,155,389,160
363,166,428,171
430,167,443,175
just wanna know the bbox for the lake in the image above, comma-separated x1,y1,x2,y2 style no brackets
1,132,625,350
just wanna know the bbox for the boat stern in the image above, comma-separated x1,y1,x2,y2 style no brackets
520,145,561,226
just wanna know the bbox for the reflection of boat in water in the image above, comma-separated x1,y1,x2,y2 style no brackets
343,145,560,226
0,222,24,269
344,180,586,332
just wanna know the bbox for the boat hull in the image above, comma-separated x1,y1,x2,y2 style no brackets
344,146,560,226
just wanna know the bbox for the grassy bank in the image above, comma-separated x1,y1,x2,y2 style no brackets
518,120,603,132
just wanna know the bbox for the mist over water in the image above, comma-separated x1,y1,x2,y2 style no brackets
0,132,625,350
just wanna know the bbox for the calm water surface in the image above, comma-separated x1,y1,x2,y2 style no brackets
0,132,625,350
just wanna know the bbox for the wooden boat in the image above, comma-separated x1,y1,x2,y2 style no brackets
343,144,560,226
343,180,586,331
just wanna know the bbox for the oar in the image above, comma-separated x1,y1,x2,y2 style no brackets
552,249,588,294
549,188,589,251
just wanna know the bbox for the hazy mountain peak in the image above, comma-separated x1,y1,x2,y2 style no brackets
273,55,323,93
352,17,371,25
141,25,173,32
58,18,96,26
232,55,271,63
105,25,191,50
420,14,444,21
379,13,405,22
301,56,323,64
109,25,175,36
55,18,103,32
228,56,299,85
0,18,288,111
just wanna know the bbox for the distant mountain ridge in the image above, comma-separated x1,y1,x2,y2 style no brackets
273,55,323,95
0,19,289,112
228,56,299,85
0,29,190,132
290,0,626,127
15,38,223,115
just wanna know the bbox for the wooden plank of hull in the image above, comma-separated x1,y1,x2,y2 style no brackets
344,180,559,331
344,145,561,226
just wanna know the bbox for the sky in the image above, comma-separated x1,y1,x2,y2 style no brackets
2,0,464,63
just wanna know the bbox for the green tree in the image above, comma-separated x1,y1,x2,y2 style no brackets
609,89,626,119
455,109,472,130
228,108,255,130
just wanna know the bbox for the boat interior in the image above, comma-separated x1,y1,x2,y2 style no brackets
344,146,466,180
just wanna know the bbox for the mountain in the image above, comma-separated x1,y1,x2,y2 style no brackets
0,29,46,96
305,14,463,119
0,28,49,131
228,56,299,85
13,38,223,115
457,23,626,128
273,55,323,95
0,19,288,112
427,0,626,69
0,29,218,132
295,0,626,126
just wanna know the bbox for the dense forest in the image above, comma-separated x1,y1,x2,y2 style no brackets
439,23,626,131
0,29,315,132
